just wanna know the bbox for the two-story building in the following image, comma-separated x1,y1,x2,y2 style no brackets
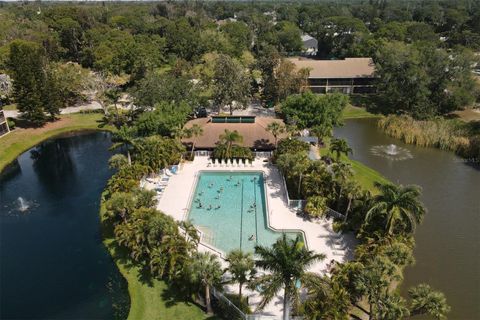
288,57,376,94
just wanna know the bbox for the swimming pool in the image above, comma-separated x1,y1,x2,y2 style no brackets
188,171,303,254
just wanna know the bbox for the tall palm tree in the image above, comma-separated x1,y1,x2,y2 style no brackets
342,180,361,222
365,182,426,236
189,252,224,315
331,161,353,204
250,234,325,320
226,249,256,300
329,138,352,161
266,122,285,148
104,87,122,127
110,126,137,165
292,154,310,198
185,124,204,153
276,152,310,198
219,129,243,159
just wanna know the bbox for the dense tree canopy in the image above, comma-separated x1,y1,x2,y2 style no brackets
280,91,348,130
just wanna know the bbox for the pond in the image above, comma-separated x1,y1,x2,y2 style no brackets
334,118,480,319
0,132,129,319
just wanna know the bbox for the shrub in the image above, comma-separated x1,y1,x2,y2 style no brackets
7,118,15,130
274,138,309,161
304,196,328,218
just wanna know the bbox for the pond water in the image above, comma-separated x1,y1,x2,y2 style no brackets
0,132,129,319
334,118,480,319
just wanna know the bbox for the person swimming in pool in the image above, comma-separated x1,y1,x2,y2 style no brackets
207,204,212,210
249,235,256,241
215,205,221,209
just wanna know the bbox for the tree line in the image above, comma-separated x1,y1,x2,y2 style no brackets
1,0,478,125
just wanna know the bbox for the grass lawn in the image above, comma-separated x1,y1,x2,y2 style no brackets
319,139,389,193
2,103,17,110
0,113,112,172
100,201,217,320
104,238,216,320
341,105,380,120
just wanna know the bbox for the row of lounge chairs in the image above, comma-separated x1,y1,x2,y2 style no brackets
207,158,254,168
143,166,178,200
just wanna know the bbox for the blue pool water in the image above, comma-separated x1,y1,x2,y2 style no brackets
188,171,302,254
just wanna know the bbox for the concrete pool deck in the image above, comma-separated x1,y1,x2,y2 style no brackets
152,156,355,317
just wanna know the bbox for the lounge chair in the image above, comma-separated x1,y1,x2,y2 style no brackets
219,159,224,167
212,159,216,167
250,159,254,167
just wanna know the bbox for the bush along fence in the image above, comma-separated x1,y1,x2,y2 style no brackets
279,170,346,220
211,286,304,320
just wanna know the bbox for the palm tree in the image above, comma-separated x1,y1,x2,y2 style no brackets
331,161,353,195
110,126,137,165
365,182,426,236
304,195,328,218
185,124,204,153
292,154,310,198
171,125,188,140
266,122,285,148
276,152,310,198
354,256,400,320
104,87,122,127
226,249,256,300
408,284,450,319
250,234,325,320
189,252,224,314
342,180,361,222
329,138,352,161
219,129,243,159
179,220,200,252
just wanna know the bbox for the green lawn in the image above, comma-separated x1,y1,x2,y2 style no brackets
100,201,217,320
341,105,380,120
104,239,215,320
2,104,17,110
319,139,389,193
0,113,112,172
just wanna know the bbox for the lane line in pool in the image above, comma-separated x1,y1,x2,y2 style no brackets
253,177,258,247
240,179,244,251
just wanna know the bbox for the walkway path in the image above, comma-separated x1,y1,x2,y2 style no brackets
4,101,103,119
149,156,356,318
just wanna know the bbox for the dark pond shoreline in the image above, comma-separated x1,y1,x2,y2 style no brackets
335,118,480,320
0,131,129,319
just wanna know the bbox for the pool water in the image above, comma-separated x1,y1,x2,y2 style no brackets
188,171,302,254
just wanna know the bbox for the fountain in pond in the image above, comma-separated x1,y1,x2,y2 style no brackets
370,144,413,161
17,197,30,212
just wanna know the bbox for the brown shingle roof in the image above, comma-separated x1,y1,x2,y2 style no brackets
182,117,287,150
287,57,375,79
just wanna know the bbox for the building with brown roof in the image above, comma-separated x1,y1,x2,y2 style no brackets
288,57,376,94
182,116,286,151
